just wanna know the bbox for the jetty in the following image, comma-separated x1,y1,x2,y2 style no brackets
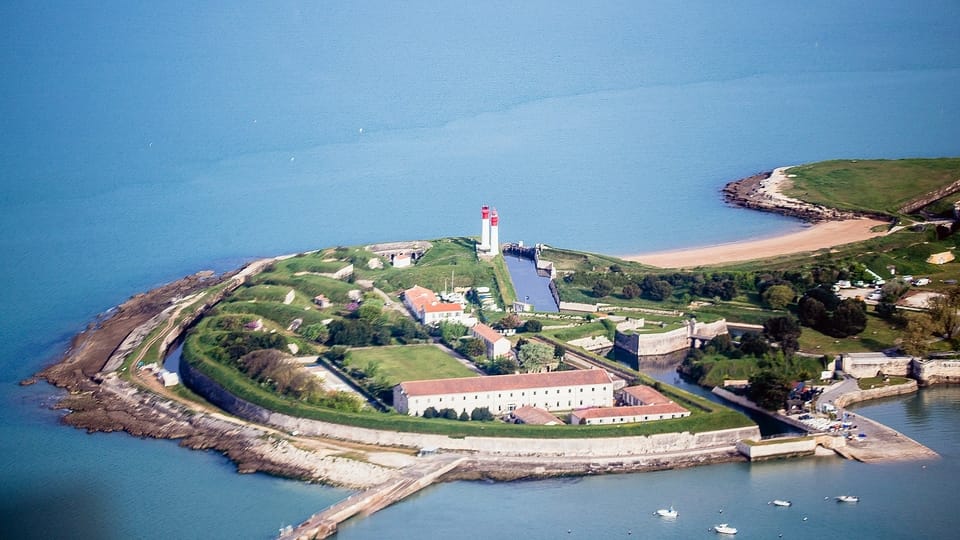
278,455,466,540
713,386,939,462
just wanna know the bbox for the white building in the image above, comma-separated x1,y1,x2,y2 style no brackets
393,369,616,416
470,322,511,359
570,402,690,425
403,285,464,325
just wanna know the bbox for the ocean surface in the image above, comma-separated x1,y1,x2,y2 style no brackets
2,1,959,538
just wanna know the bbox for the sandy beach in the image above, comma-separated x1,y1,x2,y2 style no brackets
626,217,890,268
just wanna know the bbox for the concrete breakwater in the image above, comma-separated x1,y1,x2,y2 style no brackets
712,385,938,463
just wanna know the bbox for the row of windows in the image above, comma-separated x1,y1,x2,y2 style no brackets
414,386,609,404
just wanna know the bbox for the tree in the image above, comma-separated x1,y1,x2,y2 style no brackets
739,332,770,357
644,280,673,301
523,319,543,333
518,342,554,372
458,410,470,421
299,323,329,344
798,296,828,328
456,337,486,358
747,369,790,410
761,284,795,310
622,283,641,299
438,321,468,345
763,315,801,355
926,288,960,339
356,301,384,322
554,344,566,359
828,298,867,338
422,406,438,418
328,319,373,346
901,314,934,356
496,313,522,330
487,355,519,375
592,280,613,298
470,407,494,421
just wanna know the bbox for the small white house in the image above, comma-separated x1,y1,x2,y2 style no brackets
470,322,511,359
157,369,180,387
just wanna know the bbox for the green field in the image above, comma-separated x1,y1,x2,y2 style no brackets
784,158,960,215
347,345,478,385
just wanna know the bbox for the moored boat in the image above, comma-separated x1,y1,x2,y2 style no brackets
770,499,792,507
655,506,678,518
714,523,737,535
836,495,859,503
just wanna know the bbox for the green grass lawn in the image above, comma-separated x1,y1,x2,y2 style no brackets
796,313,901,356
857,375,911,390
783,158,960,215
347,344,478,385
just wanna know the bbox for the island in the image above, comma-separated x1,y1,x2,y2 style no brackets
33,158,960,539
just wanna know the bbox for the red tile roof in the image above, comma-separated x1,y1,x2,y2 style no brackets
574,403,689,420
404,285,437,312
398,369,613,396
405,285,461,314
471,322,506,343
422,302,463,313
621,385,671,405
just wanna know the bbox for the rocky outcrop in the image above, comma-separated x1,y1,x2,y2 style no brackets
722,170,883,223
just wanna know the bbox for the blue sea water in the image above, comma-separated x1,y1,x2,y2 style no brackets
2,1,959,538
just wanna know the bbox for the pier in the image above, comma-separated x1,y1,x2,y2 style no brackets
713,387,939,462
278,455,466,540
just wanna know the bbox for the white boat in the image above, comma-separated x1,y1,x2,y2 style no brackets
655,506,678,518
836,495,859,503
770,499,792,507
714,523,738,535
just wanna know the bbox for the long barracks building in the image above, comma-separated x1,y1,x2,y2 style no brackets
393,369,616,416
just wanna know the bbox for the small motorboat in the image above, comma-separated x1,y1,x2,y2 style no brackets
835,495,859,503
655,506,678,518
713,523,738,535
770,499,792,507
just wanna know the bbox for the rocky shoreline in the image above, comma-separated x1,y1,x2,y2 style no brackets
722,168,886,223
29,263,756,493
31,271,400,489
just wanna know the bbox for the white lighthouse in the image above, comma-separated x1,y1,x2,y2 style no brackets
479,205,490,251
489,209,500,255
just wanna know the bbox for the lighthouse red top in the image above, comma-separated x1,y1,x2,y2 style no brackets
490,212,499,226
481,205,490,219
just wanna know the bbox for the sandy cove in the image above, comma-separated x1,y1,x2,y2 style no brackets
627,217,889,268
626,166,891,268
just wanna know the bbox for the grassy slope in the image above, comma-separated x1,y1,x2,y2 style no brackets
783,158,960,215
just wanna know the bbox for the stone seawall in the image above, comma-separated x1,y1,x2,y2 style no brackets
913,358,960,385
833,381,919,408
180,360,759,457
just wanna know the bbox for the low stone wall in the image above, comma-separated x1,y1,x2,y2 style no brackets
833,380,918,408
181,360,760,457
736,437,816,460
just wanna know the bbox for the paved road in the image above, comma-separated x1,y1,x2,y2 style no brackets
817,374,859,411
